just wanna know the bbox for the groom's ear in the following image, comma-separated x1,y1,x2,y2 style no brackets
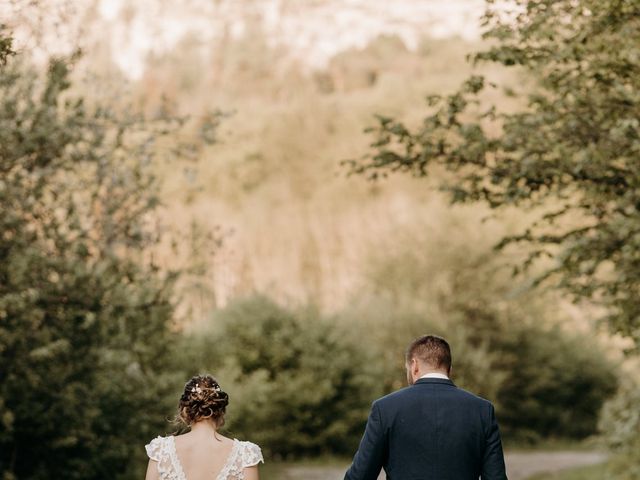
411,357,420,376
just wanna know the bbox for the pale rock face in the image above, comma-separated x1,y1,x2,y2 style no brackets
99,0,485,78
5,0,485,78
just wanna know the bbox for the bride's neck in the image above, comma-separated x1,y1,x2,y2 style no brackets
189,420,218,436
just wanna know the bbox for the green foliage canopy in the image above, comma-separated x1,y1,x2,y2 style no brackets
0,30,188,479
348,0,640,349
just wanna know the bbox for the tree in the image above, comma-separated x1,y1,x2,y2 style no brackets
0,28,203,479
347,0,640,350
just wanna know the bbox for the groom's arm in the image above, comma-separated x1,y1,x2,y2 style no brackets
344,401,387,480
481,404,508,480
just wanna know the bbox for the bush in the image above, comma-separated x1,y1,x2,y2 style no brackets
180,296,382,458
600,379,640,479
494,326,618,441
340,298,617,443
336,298,507,401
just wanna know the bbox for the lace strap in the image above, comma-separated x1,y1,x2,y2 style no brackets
216,440,264,480
168,436,188,479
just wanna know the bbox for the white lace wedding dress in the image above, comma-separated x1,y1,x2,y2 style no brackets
145,436,263,480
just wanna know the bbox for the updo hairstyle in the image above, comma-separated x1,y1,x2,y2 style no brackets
178,374,229,427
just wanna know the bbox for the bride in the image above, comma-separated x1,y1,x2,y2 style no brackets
145,374,263,480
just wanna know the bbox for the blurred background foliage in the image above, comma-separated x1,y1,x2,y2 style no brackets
176,293,617,457
348,0,640,474
0,0,638,478
179,296,382,459
0,30,183,479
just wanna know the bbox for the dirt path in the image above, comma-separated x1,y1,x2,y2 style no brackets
274,451,607,480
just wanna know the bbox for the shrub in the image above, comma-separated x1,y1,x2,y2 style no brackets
600,379,640,479
180,296,382,458
340,298,617,443
494,326,618,441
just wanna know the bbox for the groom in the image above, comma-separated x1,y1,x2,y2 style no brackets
344,335,507,480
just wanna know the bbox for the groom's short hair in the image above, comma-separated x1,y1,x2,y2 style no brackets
406,335,452,372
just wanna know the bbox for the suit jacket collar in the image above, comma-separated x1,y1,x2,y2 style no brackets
414,377,456,387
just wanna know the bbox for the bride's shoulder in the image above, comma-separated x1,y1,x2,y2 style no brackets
234,439,264,467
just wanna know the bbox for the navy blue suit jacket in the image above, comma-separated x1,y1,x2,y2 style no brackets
344,378,507,480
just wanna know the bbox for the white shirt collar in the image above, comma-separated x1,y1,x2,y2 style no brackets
419,373,450,380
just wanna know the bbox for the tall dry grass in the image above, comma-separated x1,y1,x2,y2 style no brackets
130,31,535,319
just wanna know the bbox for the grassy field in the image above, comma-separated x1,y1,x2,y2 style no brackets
259,457,349,480
257,448,610,480
528,462,612,480
503,438,603,453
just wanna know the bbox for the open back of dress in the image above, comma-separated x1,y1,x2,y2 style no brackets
145,436,263,480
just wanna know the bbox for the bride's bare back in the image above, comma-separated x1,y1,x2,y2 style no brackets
145,430,262,480
174,431,235,479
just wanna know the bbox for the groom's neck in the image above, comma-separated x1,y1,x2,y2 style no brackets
416,366,450,379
